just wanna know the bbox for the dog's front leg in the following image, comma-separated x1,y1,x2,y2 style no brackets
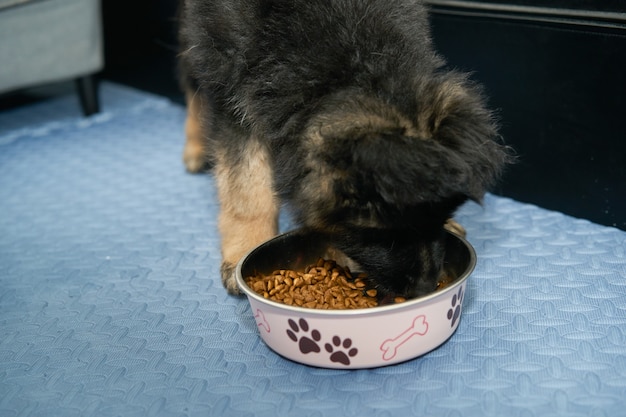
214,137,279,294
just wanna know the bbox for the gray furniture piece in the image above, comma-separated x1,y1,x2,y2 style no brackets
0,0,104,115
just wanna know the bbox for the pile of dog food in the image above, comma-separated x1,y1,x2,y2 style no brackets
245,258,408,310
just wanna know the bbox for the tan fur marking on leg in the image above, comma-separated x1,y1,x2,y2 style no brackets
215,139,279,293
183,90,208,173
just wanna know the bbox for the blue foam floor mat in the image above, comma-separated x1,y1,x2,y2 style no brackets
1,83,625,417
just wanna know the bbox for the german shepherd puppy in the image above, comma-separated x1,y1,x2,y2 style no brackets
178,0,511,298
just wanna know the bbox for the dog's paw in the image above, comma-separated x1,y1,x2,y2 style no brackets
444,219,466,237
220,262,241,295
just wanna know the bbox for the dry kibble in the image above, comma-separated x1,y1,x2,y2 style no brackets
246,258,454,310
246,258,379,309
366,289,378,298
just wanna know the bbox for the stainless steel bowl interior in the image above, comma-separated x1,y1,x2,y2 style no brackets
239,229,474,288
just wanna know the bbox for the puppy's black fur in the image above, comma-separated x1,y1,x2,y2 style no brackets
179,0,512,297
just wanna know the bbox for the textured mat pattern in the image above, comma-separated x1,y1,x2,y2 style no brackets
1,83,625,417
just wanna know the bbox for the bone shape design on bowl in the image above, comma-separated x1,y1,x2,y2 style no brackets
379,315,429,361
254,309,271,333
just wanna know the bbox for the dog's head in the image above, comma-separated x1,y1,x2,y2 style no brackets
291,71,512,297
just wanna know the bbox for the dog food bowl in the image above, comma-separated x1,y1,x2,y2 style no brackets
235,229,476,369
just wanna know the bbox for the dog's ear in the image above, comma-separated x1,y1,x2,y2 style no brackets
334,76,511,208
346,130,479,207
302,82,511,217
413,72,513,202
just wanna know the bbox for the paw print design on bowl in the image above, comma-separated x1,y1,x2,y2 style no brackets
447,285,464,327
286,318,360,365
286,318,321,354
325,336,358,365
